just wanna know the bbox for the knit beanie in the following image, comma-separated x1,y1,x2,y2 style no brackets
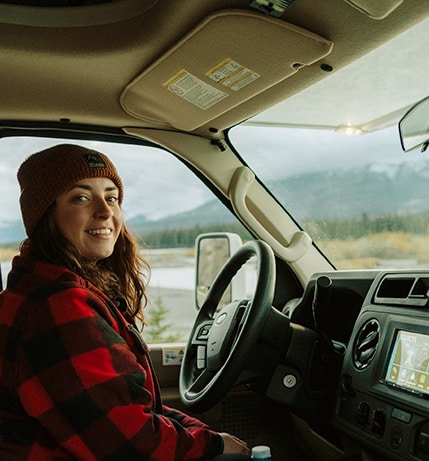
18,144,124,237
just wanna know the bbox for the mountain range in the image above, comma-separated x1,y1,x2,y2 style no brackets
2,159,429,245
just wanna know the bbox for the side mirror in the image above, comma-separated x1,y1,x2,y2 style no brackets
399,96,429,152
195,233,246,309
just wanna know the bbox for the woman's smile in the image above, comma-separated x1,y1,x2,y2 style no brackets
86,228,114,236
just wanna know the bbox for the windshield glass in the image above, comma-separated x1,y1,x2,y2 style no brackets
229,15,429,271
229,123,429,270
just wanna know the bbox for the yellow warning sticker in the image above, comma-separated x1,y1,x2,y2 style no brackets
163,70,228,110
162,346,185,366
206,58,260,91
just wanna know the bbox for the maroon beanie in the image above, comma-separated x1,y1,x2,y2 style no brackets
18,144,124,237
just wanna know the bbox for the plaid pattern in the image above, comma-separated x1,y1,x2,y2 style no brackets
0,254,222,460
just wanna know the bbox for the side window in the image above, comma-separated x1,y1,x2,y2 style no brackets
0,137,249,344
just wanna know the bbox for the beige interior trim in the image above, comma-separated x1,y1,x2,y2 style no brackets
229,166,312,263
344,0,403,20
120,9,333,131
0,0,157,27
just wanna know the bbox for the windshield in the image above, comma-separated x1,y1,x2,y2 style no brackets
228,14,429,271
230,119,429,270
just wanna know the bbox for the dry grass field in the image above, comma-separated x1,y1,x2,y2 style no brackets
319,232,429,269
3,231,429,271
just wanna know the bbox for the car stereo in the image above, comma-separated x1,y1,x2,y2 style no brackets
383,329,429,398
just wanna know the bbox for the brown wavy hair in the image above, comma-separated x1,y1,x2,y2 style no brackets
27,204,150,325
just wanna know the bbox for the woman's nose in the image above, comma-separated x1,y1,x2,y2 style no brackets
94,198,114,218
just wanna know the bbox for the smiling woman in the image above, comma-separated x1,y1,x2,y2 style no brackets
0,136,248,342
0,142,252,459
15,143,148,320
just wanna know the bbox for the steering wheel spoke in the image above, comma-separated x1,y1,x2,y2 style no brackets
185,368,217,400
206,300,248,371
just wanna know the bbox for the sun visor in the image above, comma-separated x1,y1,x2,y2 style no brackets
120,9,333,131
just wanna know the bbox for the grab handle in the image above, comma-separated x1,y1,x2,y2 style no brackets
228,166,311,263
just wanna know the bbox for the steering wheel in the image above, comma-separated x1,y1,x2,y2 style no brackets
179,239,276,412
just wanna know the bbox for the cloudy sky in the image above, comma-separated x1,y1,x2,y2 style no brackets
0,136,214,227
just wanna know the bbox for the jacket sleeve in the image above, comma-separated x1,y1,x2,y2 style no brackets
163,405,213,430
16,287,223,460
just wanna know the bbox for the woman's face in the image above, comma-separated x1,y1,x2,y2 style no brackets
54,177,123,260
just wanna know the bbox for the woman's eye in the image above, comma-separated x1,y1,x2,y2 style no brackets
106,195,119,203
74,195,89,202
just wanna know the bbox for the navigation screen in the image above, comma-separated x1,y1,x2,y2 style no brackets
385,330,429,396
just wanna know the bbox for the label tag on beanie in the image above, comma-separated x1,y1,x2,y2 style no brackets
83,153,107,168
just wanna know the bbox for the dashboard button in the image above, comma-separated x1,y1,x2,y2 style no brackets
372,409,386,437
391,407,412,424
416,423,429,456
356,401,370,425
391,427,403,450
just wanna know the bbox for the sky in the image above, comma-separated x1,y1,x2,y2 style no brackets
0,136,214,227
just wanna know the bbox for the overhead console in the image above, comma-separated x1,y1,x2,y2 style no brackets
335,271,429,460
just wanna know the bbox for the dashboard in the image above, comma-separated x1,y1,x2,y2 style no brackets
266,269,429,460
334,271,429,461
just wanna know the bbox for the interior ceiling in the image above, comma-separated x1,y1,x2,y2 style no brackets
0,0,428,139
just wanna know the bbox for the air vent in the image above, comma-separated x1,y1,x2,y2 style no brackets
377,277,414,298
353,319,380,370
374,274,429,307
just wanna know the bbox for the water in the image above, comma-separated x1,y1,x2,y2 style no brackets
1,259,197,341
150,267,195,290
1,261,10,289
1,262,195,291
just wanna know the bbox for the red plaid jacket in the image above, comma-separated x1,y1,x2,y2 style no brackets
0,253,223,460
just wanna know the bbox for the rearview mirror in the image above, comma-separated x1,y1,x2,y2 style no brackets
399,96,429,152
195,233,246,309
